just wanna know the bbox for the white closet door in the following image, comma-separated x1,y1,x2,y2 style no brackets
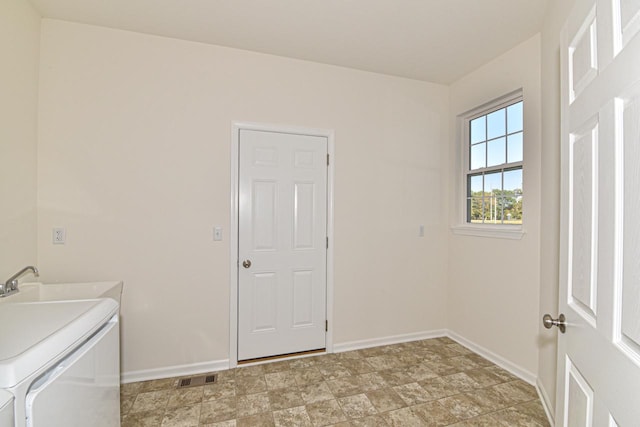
237,129,327,361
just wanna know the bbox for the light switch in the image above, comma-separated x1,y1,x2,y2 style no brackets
419,225,424,237
213,227,223,241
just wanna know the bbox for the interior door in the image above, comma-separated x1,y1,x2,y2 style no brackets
237,129,327,361
557,0,640,425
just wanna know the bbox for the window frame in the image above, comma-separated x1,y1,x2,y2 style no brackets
452,89,525,240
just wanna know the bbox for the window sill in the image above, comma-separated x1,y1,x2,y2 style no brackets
450,224,525,240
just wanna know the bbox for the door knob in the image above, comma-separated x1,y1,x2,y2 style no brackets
242,260,252,268
543,313,566,333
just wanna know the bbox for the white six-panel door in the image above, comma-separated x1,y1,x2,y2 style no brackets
237,129,328,361
558,0,640,425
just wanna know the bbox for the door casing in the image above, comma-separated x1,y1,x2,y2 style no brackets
229,122,335,368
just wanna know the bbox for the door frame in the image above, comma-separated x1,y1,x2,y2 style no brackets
229,121,335,368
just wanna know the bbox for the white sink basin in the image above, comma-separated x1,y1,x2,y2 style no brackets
0,281,123,304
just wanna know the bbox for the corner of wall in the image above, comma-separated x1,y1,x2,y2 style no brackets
537,0,578,418
536,376,556,426
446,33,544,379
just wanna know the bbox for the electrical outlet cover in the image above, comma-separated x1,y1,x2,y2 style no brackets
53,227,66,244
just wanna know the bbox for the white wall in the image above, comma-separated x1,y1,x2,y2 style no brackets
447,35,542,380
0,0,40,280
36,20,450,377
537,0,578,418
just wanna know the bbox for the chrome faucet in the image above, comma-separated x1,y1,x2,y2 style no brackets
1,265,39,297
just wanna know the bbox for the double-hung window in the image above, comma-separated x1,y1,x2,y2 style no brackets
464,93,523,226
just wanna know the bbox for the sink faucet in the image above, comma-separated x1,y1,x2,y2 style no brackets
1,265,39,297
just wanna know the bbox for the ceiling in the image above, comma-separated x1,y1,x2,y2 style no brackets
29,0,549,84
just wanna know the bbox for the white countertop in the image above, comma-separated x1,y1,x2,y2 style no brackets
0,298,118,388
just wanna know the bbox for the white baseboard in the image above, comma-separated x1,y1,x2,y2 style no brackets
445,330,537,385
122,330,447,383
536,377,556,426
333,329,448,353
121,359,229,384
122,329,538,391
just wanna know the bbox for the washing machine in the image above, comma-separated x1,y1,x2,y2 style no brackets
0,298,120,427
0,390,14,425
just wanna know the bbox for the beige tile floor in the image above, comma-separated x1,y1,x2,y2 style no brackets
121,337,550,426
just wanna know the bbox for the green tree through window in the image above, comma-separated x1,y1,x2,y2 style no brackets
469,189,522,224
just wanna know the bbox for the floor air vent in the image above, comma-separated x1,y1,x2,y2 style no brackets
177,373,217,388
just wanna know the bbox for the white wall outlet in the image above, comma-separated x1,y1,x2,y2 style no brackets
213,226,223,241
53,227,66,244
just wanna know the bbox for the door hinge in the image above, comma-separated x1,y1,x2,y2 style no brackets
327,154,330,166
325,320,328,332
326,237,329,249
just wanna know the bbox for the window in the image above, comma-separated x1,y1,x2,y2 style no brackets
465,94,523,226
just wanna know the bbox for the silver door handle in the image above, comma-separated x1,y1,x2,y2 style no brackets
543,313,566,333
242,260,252,268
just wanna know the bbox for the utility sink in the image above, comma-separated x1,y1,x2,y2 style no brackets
0,281,123,304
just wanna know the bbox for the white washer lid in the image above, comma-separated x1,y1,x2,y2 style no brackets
0,389,12,410
0,298,118,388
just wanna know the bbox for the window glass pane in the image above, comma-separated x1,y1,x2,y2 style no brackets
507,101,523,133
501,195,522,223
483,195,497,223
470,116,486,144
495,196,507,223
504,168,522,192
507,132,523,163
487,137,506,167
484,171,502,193
503,168,523,223
470,143,485,170
469,197,484,223
469,174,483,195
487,108,506,139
